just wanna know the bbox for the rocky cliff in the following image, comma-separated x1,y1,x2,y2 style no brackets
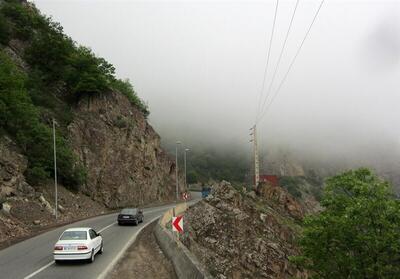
182,181,309,279
69,92,178,207
0,0,180,247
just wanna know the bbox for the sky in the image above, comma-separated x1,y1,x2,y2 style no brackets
32,0,400,168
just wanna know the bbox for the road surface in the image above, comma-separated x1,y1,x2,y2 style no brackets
0,194,200,279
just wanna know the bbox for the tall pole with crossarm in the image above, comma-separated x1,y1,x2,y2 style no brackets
250,125,260,189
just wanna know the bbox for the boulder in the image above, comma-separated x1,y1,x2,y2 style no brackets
2,202,11,214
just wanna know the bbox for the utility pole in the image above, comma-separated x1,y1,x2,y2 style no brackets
184,148,190,190
250,125,260,189
53,119,58,221
175,141,181,201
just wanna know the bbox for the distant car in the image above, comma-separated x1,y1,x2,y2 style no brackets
202,187,211,198
117,208,144,225
53,228,103,263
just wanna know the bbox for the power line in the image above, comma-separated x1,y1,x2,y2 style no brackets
257,0,300,122
257,0,325,124
255,0,280,122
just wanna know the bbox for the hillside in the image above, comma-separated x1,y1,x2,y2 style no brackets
0,0,180,246
182,181,311,278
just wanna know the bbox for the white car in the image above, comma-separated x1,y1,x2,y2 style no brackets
53,227,103,263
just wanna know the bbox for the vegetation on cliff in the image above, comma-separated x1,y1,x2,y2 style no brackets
0,0,149,189
293,168,400,278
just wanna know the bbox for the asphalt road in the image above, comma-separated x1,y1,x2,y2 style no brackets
0,194,201,279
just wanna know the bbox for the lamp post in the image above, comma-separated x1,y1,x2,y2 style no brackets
175,141,181,201
53,119,58,221
184,148,190,190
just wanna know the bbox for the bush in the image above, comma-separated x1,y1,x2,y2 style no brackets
0,13,11,44
24,21,74,82
0,50,85,190
187,170,198,184
26,166,49,186
292,168,400,278
111,79,149,117
279,176,303,198
0,1,45,40
65,46,115,99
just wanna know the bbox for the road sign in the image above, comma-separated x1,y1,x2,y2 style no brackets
172,216,183,233
182,192,189,200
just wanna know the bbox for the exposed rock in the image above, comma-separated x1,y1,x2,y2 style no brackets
246,190,257,199
2,202,11,214
68,92,181,208
38,195,53,213
0,137,28,198
257,182,304,220
58,204,66,213
182,181,308,279
1,186,15,198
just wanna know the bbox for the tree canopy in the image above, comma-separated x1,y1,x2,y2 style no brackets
293,168,400,279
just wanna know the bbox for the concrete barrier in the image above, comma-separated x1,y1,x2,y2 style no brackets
159,203,188,227
154,203,213,279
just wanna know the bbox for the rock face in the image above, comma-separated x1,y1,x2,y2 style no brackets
0,137,33,200
257,182,304,220
69,92,179,208
182,181,308,279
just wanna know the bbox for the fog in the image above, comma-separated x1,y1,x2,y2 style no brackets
32,0,400,180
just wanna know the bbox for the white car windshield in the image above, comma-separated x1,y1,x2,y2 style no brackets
60,231,87,240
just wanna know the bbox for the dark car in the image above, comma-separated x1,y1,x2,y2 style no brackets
117,208,143,225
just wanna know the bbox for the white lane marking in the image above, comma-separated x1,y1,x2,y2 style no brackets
97,215,162,279
24,261,55,279
23,220,117,279
98,222,117,233
22,203,182,279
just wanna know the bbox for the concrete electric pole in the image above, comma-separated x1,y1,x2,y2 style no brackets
250,125,260,189
175,141,181,201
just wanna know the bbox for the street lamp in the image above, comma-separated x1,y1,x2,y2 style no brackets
52,119,58,221
175,141,181,201
184,148,190,190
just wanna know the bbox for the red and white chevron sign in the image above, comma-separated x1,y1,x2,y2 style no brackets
172,216,183,233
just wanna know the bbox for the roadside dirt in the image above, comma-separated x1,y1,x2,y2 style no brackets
110,220,177,279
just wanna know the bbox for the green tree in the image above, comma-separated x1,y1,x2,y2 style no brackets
0,13,11,44
293,168,400,278
111,78,149,117
187,170,198,184
0,50,85,189
24,20,74,82
65,46,115,99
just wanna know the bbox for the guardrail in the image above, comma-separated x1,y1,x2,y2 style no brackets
154,202,213,279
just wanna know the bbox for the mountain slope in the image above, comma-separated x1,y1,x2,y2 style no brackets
0,0,180,246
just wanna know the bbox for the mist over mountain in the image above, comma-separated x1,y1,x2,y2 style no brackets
32,0,400,188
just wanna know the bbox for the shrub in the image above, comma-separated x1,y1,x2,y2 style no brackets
65,46,115,99
292,168,400,278
24,21,74,82
111,79,149,117
0,50,85,190
0,1,44,40
0,13,11,44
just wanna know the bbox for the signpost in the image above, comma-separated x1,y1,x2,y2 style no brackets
172,216,183,233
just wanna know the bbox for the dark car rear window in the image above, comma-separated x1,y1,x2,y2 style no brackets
121,208,137,214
